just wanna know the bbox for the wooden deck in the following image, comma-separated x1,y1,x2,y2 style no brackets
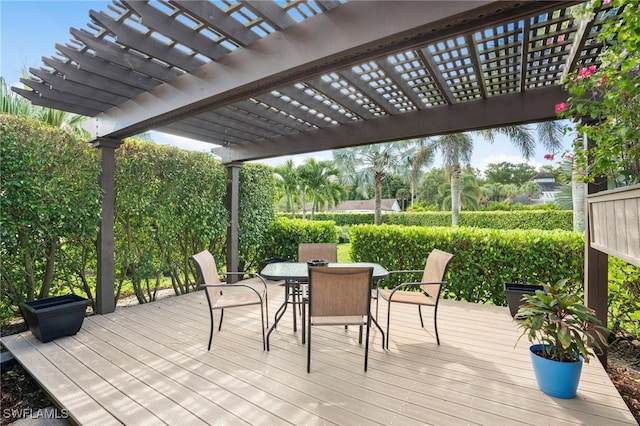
2,281,636,425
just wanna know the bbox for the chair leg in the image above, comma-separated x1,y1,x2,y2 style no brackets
292,285,297,332
358,325,363,344
218,308,224,331
434,304,440,345
265,292,269,328
307,317,312,373
260,303,266,351
386,299,391,349
208,309,215,351
301,296,306,344
418,305,424,328
364,318,371,372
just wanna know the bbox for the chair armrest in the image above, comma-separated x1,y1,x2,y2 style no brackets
385,280,447,298
220,271,268,289
380,270,423,290
200,275,267,299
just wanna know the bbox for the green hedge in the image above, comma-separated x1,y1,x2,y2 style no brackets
284,210,573,230
1,120,278,321
282,212,374,226
349,224,584,306
261,217,338,261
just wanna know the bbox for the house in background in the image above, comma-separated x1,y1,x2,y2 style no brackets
532,173,560,203
333,199,401,213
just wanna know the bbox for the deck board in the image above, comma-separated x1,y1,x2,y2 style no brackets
2,286,636,425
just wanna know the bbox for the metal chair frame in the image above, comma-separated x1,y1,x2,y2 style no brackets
191,250,268,350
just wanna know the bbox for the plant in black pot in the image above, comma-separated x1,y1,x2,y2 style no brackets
515,278,609,399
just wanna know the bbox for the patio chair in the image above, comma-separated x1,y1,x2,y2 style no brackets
306,266,375,372
191,250,268,351
378,249,454,348
298,243,338,264
296,243,338,338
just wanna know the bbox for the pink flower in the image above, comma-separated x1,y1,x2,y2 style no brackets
603,0,611,4
564,153,574,160
544,153,554,161
554,102,569,114
597,75,608,87
578,65,597,79
558,34,565,43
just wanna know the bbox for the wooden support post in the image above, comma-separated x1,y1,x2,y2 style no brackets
226,162,242,282
583,134,609,366
93,138,122,314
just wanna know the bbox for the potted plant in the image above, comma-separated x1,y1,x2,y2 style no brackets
516,278,609,399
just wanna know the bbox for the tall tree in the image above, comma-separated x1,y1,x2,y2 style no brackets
398,138,435,203
416,167,447,207
501,183,520,203
297,158,343,219
484,162,537,185
274,159,300,216
437,173,482,211
520,181,542,204
334,142,408,225
425,133,474,225
482,182,503,203
427,122,563,225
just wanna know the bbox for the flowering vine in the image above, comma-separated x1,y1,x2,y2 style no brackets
554,0,640,187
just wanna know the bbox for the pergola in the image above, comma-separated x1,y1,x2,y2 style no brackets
14,1,618,319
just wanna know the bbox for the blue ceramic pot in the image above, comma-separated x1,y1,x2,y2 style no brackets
530,344,583,399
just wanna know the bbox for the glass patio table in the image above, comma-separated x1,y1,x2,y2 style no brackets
261,262,389,351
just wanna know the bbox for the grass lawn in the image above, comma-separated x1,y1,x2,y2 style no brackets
337,243,351,262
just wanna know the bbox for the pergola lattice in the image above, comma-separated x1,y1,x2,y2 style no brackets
15,1,619,162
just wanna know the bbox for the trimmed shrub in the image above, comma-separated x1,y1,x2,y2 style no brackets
350,224,584,306
285,210,573,230
261,217,338,261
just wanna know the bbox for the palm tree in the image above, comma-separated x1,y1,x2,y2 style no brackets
437,173,482,211
398,138,435,204
482,182,503,203
1,76,87,137
39,108,88,138
520,181,542,205
501,183,520,203
425,133,474,225
273,160,300,216
426,122,564,225
1,77,33,116
395,188,410,210
297,158,343,219
552,155,585,232
334,142,408,225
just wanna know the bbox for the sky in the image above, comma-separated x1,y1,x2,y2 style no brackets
0,1,576,174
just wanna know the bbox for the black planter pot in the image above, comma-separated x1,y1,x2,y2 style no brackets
19,294,91,343
503,283,544,318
